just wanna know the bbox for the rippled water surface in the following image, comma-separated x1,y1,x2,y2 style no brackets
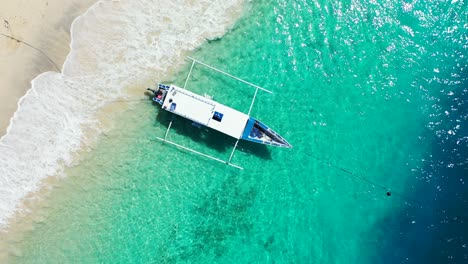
5,0,468,263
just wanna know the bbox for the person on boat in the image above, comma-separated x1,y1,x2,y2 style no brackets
156,89,164,99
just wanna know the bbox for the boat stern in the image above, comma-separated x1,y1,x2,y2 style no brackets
147,83,170,105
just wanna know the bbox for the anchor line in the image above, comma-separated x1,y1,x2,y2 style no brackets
309,154,423,206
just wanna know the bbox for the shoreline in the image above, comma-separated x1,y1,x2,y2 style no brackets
0,0,245,260
0,0,99,260
0,0,98,137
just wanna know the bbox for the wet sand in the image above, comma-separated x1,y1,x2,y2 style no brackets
0,0,97,137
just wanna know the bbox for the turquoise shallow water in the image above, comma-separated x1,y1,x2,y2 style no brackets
8,0,467,263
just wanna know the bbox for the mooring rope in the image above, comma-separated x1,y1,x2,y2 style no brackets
0,33,61,72
106,98,149,103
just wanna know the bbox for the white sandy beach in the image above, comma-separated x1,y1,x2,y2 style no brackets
0,0,97,260
0,0,97,136
0,0,244,260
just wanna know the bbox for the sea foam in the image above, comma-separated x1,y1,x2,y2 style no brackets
0,0,243,228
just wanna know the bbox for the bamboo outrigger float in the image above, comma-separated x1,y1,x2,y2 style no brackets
147,57,291,169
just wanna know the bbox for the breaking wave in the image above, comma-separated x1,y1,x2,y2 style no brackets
0,0,243,228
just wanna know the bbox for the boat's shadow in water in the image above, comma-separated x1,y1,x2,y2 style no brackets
154,107,272,161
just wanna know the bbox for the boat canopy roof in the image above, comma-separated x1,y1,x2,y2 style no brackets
162,86,249,139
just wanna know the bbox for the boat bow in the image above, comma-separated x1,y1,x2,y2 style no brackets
241,117,292,148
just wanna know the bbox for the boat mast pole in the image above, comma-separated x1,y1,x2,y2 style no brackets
247,87,259,116
183,60,196,89
164,59,195,142
228,87,260,164
164,118,173,141
227,139,240,163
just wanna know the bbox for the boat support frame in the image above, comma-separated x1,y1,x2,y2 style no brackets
156,57,273,170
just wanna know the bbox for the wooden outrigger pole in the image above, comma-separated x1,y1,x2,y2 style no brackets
156,57,273,170
160,59,195,142
227,81,261,164
186,57,273,94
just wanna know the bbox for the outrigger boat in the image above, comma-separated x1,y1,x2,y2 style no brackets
148,57,291,169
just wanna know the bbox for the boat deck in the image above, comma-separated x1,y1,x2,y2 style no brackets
162,86,249,139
